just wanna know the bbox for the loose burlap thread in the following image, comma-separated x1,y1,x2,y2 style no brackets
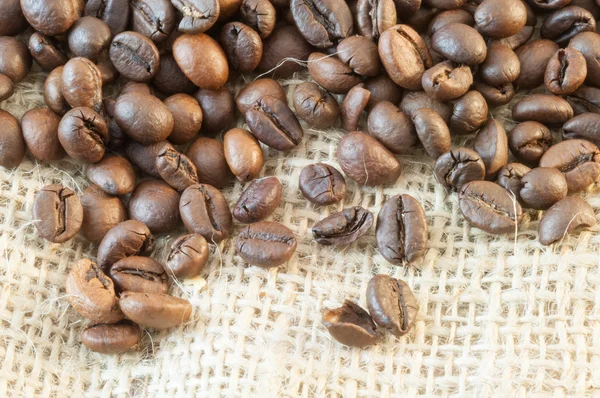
1,66,600,398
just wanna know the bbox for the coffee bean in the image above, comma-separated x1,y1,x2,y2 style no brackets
299,163,347,206
0,110,23,169
20,0,81,36
86,155,136,196
81,322,141,354
479,44,520,87
120,292,193,329
61,57,103,112
428,9,474,36
434,147,486,191
240,0,276,38
512,94,574,126
81,185,128,244
565,86,600,115
194,87,236,134
0,74,14,102
291,0,353,48
405,5,437,32
129,180,181,233
400,90,453,124
153,54,197,96
563,113,600,147
110,256,168,294
307,52,363,94
155,146,198,191
422,61,473,102
246,96,304,151
97,220,155,269
545,48,587,95
474,0,527,38
568,32,600,89
115,92,174,145
109,31,160,82
293,82,339,129
220,22,263,72
220,0,244,20
130,0,176,42
356,0,396,40
571,0,600,18
508,122,552,166
395,0,422,14
99,54,122,85
236,78,286,115
235,221,296,267
66,259,124,324
496,162,531,204
312,207,373,246
515,39,559,90
0,37,32,83
28,33,68,71
378,24,433,89
0,0,28,36
233,176,282,223
494,25,535,50
366,275,418,336
186,137,234,188
474,80,515,107
362,74,403,110
541,6,596,46
257,24,314,78
58,107,108,164
163,94,203,145
412,108,451,160
341,84,370,132
180,184,232,243
337,131,401,186
44,66,70,115
473,118,508,179
337,36,382,78
85,0,130,36
173,33,229,90
527,0,571,9
367,101,418,154
520,167,568,210
431,23,486,65
450,91,488,135
538,196,597,245
173,0,219,34
223,128,264,182
459,180,523,234
120,81,153,96
21,108,65,161
167,234,209,278
33,184,83,243
68,16,112,61
423,0,466,8
126,141,171,178
321,300,379,348
540,139,600,193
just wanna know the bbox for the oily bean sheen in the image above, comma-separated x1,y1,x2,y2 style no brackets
119,292,193,329
312,207,373,246
337,36,381,78
235,221,297,268
167,234,209,278
541,6,596,46
80,186,128,244
28,33,69,71
0,74,14,102
62,57,103,112
366,275,418,336
479,44,520,87
378,25,433,90
235,78,286,115
173,33,229,90
246,96,304,151
376,194,428,265
520,167,568,210
545,48,587,96
126,141,172,178
367,101,418,154
97,220,154,269
569,32,600,89
0,37,31,83
293,82,340,129
180,184,232,243
164,94,203,145
496,163,531,204
299,163,347,206
290,0,354,48
33,185,83,243
565,86,600,115
172,0,220,34
538,196,597,246
307,53,362,94
474,0,527,38
156,146,199,191
0,111,24,169
20,0,81,36
45,67,70,116
434,148,486,191
109,31,160,82
86,156,136,196
563,113,600,146
337,131,401,186
58,107,108,164
515,40,559,90
194,87,236,134
509,122,553,166
0,0,28,36
21,108,65,161
450,91,489,135
110,256,168,294
422,61,473,102
130,0,176,42
322,300,379,348
115,92,174,145
258,24,314,79
85,0,130,35
187,137,234,188
68,16,112,61
81,322,141,354
431,23,487,65
356,0,397,40
240,0,276,39
512,95,574,126
129,180,181,233
233,177,283,223
220,22,262,72
66,259,124,324
341,85,370,132
412,108,451,160
224,128,264,183
473,118,508,179
540,139,600,193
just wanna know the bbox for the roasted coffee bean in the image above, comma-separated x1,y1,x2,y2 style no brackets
172,0,219,34
395,0,422,14
541,6,596,46
431,23,486,65
508,122,552,166
450,91,488,135
520,167,568,210
233,177,282,223
219,0,242,20
474,0,527,38
363,74,403,110
58,107,108,164
61,57,103,112
479,44,520,87
21,108,65,161
130,0,176,41
33,185,83,243
341,84,370,132
100,54,123,85
246,96,304,151
240,0,276,39
434,147,486,191
494,25,535,50
20,0,81,36
120,81,152,96
563,113,600,146
173,33,229,90
28,33,68,71
307,53,363,94
540,139,600,193
428,9,474,36
515,39,559,90
126,141,171,178
422,61,473,102
167,234,209,278
538,196,597,245
164,94,202,145
458,180,523,235
0,111,24,169
220,22,263,72
337,131,402,186
337,36,381,78
236,78,286,115
109,31,160,82
571,0,600,18
224,128,264,182
496,162,531,204
512,94,574,126
378,24,433,90
291,0,353,48
129,180,181,233
110,256,168,294
81,322,141,354
257,24,314,78
423,0,465,8
0,37,32,83
85,0,130,35
298,164,346,206
367,101,418,154
120,292,193,329
366,275,418,336
97,220,154,269
81,185,128,244
376,194,428,264
235,221,297,267
156,146,199,191
68,16,112,61
86,155,136,196
412,108,451,160
401,92,452,125
565,86,600,115
153,54,196,95
44,66,70,115
180,184,232,243
405,4,437,32
186,137,234,188
115,92,174,145
66,259,124,324
527,0,571,9
293,82,340,129
321,300,379,348
312,207,373,246
569,32,600,89
0,0,28,36
473,118,508,179
356,0,396,40
474,80,515,107
0,74,14,102
194,87,235,134
545,48,587,96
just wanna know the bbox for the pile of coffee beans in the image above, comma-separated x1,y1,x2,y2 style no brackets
1,0,599,351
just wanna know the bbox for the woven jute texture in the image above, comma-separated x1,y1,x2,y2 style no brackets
1,67,600,398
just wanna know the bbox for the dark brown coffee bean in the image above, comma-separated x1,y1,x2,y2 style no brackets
257,24,314,78
236,78,286,115
68,16,112,61
85,0,130,36
194,87,235,135
515,39,559,90
493,25,535,50
66,259,124,324
400,91,453,124
0,0,28,36
496,162,531,204
366,275,418,336
0,37,32,83
121,82,153,96
172,0,219,34
412,108,451,160
0,111,24,168
450,91,488,135
61,57,103,112
81,185,128,244
541,6,596,47
539,139,600,193
187,137,234,188
571,0,600,18
356,0,396,40
166,233,209,278
341,84,370,132
293,82,339,129
163,94,202,145
538,196,597,245
81,322,141,354
33,184,83,243
219,0,243,20
431,23,486,65
235,221,297,267
424,0,465,8
395,0,422,14
246,96,304,151
434,147,486,191
474,0,526,38
180,184,232,243
120,292,192,329
312,207,373,246
220,22,262,73
473,118,508,179
404,5,437,32
519,167,568,210
86,155,136,196
526,0,571,9
291,0,353,48
129,180,181,233
479,43,520,86
0,74,14,102
58,107,108,164
115,92,174,145
321,300,379,348
240,0,276,39
565,86,600,115
367,101,418,154
545,48,587,96
233,177,282,223
337,36,381,78
508,122,553,166
20,0,81,36
156,146,199,191
422,61,473,102
28,33,68,71
337,131,402,186
299,163,347,206
563,113,600,146
569,32,600,89
21,108,65,161
110,256,168,294
224,128,264,182
378,24,433,90
99,53,123,85
173,33,229,90
428,9,474,36
110,32,160,82
153,54,196,95
126,141,171,178
459,180,523,234
97,220,155,269
130,0,176,42
307,52,363,94
512,94,574,126
473,80,515,107
44,66,70,115
363,74,403,111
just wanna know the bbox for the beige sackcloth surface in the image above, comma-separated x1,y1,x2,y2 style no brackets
1,62,600,398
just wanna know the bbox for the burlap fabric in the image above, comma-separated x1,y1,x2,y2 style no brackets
1,65,600,397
